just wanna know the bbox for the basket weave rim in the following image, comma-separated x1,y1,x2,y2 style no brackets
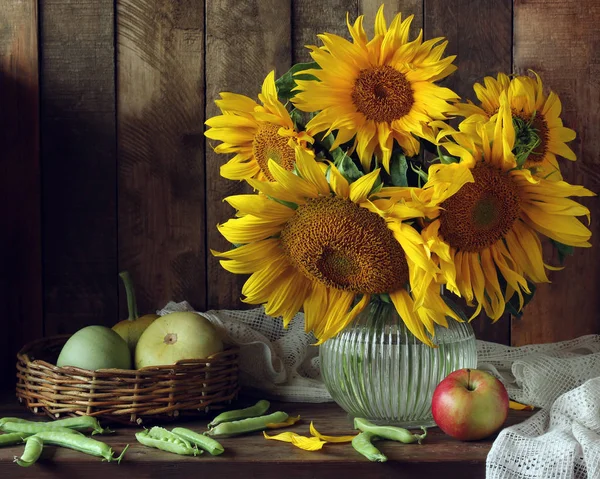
17,333,240,375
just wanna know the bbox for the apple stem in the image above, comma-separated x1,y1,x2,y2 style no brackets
119,271,139,321
467,368,473,391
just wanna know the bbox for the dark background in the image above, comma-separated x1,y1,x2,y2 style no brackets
2,0,599,386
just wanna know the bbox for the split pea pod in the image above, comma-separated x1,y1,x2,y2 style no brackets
1,422,85,437
135,429,199,456
208,399,270,428
0,433,30,446
206,411,288,438
171,427,224,455
354,418,427,444
14,436,43,467
351,431,387,462
25,431,128,463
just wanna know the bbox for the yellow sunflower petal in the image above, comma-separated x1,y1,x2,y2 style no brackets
266,416,301,429
309,422,356,443
349,168,381,203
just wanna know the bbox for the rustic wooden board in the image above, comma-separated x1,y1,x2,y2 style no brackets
511,0,600,345
359,0,423,38
205,0,292,310
0,392,533,479
117,0,207,315
0,0,42,386
40,0,118,334
293,0,357,63
425,0,513,345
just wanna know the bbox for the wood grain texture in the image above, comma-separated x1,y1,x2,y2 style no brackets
205,0,292,310
512,0,600,345
40,0,118,335
359,0,423,38
425,0,513,345
0,0,42,386
0,392,533,479
117,0,207,315
293,0,357,63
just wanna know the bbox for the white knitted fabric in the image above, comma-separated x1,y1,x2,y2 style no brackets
159,302,600,478
478,336,600,479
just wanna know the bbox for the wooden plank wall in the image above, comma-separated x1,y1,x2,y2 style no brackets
1,0,599,385
0,0,42,386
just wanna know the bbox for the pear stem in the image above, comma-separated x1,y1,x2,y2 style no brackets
119,271,139,321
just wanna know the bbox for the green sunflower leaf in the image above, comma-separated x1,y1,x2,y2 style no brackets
276,62,320,102
335,154,364,183
550,239,575,264
505,280,536,318
289,108,305,130
389,153,409,187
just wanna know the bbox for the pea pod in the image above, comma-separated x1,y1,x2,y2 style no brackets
135,429,200,456
0,433,30,446
1,422,85,437
171,427,224,455
25,431,128,463
354,418,427,444
0,416,109,435
14,436,43,467
206,411,288,438
0,417,28,427
352,431,387,462
208,399,270,428
50,416,111,435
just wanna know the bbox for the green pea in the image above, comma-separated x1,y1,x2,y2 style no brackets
208,399,270,428
0,433,30,446
135,430,200,456
171,427,224,455
354,418,427,444
206,411,288,438
1,422,84,436
352,431,387,462
14,436,43,467
26,431,128,463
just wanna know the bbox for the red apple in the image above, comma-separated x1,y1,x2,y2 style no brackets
431,368,509,441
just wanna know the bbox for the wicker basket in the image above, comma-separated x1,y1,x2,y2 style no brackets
16,335,240,425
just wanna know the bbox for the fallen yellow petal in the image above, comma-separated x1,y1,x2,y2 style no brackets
509,400,534,411
266,415,301,429
291,435,326,451
309,421,357,443
263,431,326,451
263,431,295,442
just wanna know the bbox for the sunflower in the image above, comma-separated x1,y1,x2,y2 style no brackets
411,94,593,320
205,71,313,182
213,145,459,345
291,5,458,173
456,72,577,180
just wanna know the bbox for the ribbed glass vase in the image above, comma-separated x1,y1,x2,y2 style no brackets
319,299,477,427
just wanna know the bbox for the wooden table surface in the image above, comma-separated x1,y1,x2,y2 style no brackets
0,391,533,478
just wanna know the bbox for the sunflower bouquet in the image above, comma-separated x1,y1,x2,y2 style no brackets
205,6,593,347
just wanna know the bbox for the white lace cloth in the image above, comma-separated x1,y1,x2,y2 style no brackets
478,336,600,479
159,302,600,477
